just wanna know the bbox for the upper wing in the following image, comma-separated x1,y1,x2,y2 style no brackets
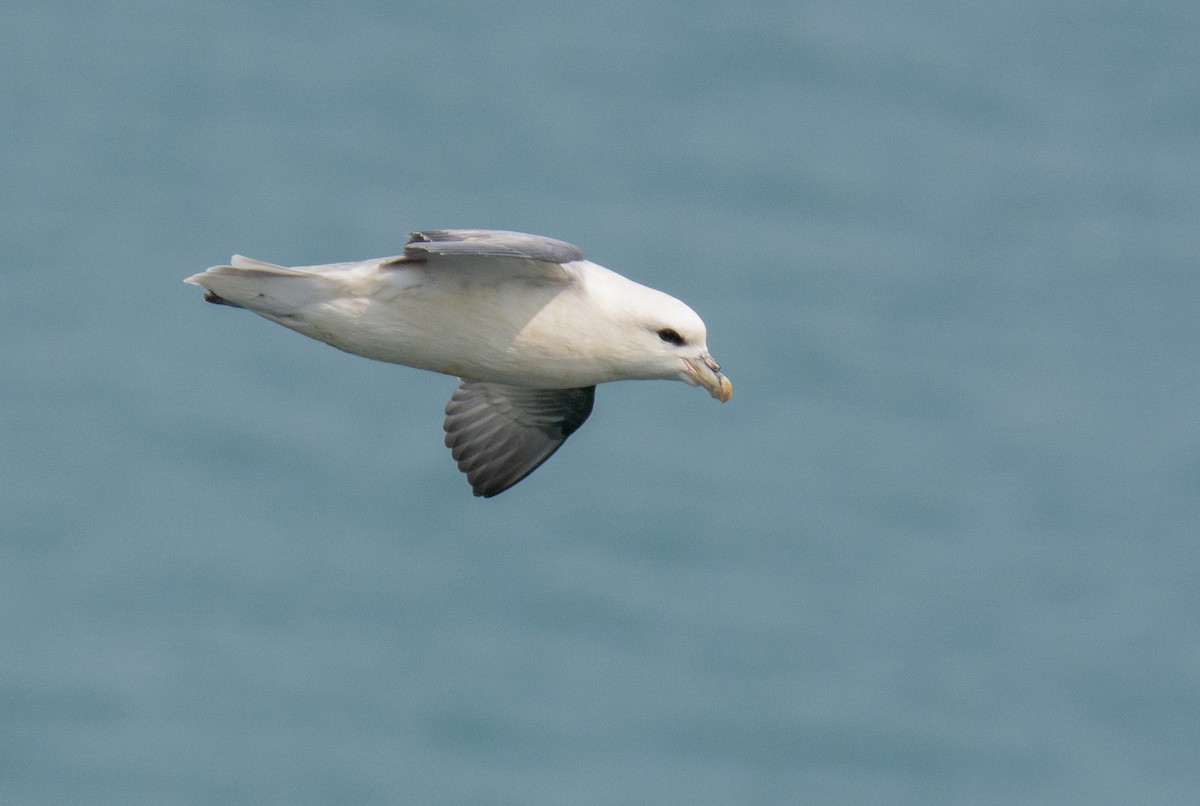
443,381,596,497
383,230,586,284
403,230,586,264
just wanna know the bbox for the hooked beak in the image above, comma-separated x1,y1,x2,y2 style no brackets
682,354,733,402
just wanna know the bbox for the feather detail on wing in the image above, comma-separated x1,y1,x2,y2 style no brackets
399,230,584,264
443,381,596,497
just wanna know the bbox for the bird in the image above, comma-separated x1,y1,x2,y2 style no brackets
185,229,731,497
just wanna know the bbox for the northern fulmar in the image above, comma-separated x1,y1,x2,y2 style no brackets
185,229,731,497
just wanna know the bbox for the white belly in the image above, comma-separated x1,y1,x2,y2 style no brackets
268,269,614,387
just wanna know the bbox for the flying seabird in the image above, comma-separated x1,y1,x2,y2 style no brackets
185,229,731,497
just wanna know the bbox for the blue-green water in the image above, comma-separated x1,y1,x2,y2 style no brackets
3,1,1198,803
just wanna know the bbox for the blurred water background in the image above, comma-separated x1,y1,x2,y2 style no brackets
2,1,1198,803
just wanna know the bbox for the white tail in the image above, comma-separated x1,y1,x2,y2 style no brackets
184,258,330,316
230,254,288,271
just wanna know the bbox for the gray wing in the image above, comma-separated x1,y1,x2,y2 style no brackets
403,230,586,264
443,381,596,497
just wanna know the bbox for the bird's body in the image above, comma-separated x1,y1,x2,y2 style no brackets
186,230,730,496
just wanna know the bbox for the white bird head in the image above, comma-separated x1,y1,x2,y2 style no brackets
576,263,733,402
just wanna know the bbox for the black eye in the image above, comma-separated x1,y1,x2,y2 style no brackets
657,328,685,346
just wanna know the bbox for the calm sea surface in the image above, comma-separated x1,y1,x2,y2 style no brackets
3,1,1198,803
